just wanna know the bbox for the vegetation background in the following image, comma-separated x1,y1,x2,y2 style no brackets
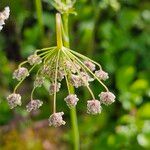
0,0,150,149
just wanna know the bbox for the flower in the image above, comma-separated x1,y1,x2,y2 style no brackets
49,82,61,95
13,67,29,81
99,91,115,105
41,64,51,76
87,100,102,115
80,72,94,86
26,99,43,112
84,60,96,71
49,69,65,81
27,54,42,65
0,6,10,31
95,70,109,81
7,93,21,109
65,60,81,73
34,76,45,88
48,112,66,127
64,94,79,108
70,74,82,88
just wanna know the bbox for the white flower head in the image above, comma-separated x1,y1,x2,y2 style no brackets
13,67,29,81
49,82,61,95
48,112,66,127
84,60,96,71
80,72,94,86
70,74,82,88
34,76,45,88
99,91,115,105
26,99,43,112
7,93,21,109
87,100,102,115
28,54,42,65
95,70,109,81
64,94,79,108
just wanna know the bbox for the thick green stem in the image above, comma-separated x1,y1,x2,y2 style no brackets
62,13,80,150
35,0,44,38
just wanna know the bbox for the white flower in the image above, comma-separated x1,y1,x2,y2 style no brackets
87,100,102,115
7,93,21,109
49,82,61,95
99,91,115,105
70,74,82,88
80,72,94,86
0,6,10,31
48,112,66,127
95,70,109,81
64,94,79,108
34,76,45,87
13,67,29,81
84,60,96,71
26,99,43,112
28,54,42,65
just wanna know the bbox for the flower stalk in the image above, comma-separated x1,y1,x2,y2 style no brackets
35,0,44,38
62,12,80,150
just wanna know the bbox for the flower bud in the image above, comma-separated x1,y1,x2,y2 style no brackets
64,94,79,108
87,100,102,115
26,99,43,112
99,91,115,105
48,112,66,127
13,67,29,81
7,93,21,109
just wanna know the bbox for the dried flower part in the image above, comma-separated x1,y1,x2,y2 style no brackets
26,99,43,112
80,72,94,86
99,91,115,105
64,94,79,108
48,112,66,127
87,100,102,115
7,93,21,109
28,54,42,65
84,60,96,71
70,74,82,88
95,70,109,81
13,67,29,81
49,82,61,95
34,76,45,88
0,6,10,31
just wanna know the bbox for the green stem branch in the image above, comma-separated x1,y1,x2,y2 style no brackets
35,0,44,38
62,13,79,150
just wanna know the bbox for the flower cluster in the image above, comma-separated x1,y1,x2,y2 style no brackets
0,6,10,31
7,13,115,127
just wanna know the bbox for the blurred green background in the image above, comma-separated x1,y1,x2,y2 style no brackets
0,0,150,149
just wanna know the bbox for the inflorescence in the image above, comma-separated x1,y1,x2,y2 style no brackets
0,6,10,31
7,13,115,127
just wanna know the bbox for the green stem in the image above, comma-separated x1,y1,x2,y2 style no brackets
62,13,79,150
35,0,44,38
